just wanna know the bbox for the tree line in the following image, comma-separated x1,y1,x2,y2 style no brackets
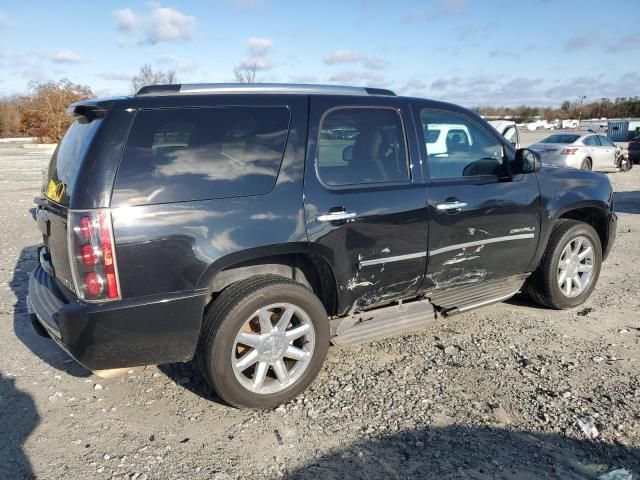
475,97,640,123
1,68,639,142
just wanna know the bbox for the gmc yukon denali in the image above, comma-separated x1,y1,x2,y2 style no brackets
28,84,617,408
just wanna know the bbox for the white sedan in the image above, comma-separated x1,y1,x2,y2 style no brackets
529,132,621,171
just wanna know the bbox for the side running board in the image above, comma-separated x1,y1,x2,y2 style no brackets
330,274,529,347
330,298,437,347
429,273,529,316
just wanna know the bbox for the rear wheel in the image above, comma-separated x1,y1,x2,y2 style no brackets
197,275,329,408
525,220,602,309
580,158,592,171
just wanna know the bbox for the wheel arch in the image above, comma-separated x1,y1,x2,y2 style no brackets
557,205,609,254
197,244,339,317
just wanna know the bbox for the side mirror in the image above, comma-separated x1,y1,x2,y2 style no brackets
514,148,541,174
342,145,353,162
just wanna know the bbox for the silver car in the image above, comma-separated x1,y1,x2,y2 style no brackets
529,132,621,171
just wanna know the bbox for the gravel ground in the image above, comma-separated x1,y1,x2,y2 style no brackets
0,142,638,480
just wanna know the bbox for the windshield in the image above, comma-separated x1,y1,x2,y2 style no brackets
44,117,102,205
539,134,580,144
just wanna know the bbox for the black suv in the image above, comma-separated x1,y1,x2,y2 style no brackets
28,84,616,408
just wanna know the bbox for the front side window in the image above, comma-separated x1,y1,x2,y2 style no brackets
316,107,409,186
421,110,506,179
113,106,290,205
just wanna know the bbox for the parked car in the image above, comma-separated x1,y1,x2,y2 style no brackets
488,120,519,148
528,132,623,171
628,136,640,164
28,83,616,408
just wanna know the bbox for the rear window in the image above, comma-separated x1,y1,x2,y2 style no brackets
44,118,102,205
539,134,580,144
113,106,290,205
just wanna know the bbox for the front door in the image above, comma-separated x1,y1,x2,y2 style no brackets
304,96,428,315
415,106,541,291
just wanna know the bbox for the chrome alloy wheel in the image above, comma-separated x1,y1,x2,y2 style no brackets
557,235,594,298
231,303,315,395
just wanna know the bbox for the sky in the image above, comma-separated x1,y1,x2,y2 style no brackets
0,0,638,107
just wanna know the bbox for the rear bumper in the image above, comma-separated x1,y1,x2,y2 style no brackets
27,265,208,370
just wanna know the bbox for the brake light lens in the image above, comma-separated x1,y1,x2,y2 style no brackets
561,147,578,155
68,209,121,302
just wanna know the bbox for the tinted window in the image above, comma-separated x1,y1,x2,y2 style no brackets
421,110,506,179
44,117,103,205
114,106,290,205
316,108,409,186
539,134,580,144
583,136,600,146
598,136,616,147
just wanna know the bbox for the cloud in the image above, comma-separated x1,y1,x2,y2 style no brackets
158,54,199,72
240,56,272,71
113,6,195,45
98,72,133,82
323,50,362,65
564,34,598,52
404,0,468,22
234,0,262,8
247,37,273,55
489,49,520,60
328,70,385,85
236,36,275,72
51,49,84,64
148,7,195,44
289,74,319,83
323,50,387,70
610,34,639,52
431,75,460,90
0,10,8,27
113,8,138,32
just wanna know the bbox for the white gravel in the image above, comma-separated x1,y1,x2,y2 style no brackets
0,141,638,479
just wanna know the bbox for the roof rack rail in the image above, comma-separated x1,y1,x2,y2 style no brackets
136,83,396,97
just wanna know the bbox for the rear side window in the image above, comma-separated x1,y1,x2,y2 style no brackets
113,106,290,205
316,107,409,186
44,118,103,205
583,136,600,146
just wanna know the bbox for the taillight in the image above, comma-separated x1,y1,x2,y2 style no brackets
561,147,578,155
68,209,121,302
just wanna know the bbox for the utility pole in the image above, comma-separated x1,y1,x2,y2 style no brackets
577,95,586,127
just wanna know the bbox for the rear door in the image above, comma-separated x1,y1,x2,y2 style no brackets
415,105,540,290
303,95,428,314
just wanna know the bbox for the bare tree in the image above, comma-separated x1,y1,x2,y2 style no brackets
131,64,179,93
233,64,257,83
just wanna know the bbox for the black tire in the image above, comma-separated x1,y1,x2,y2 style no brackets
197,275,329,408
525,220,602,309
580,158,592,171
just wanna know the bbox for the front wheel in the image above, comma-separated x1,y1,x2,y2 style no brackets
525,220,602,309
197,275,329,408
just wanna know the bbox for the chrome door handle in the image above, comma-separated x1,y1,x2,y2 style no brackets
436,201,467,211
317,211,357,222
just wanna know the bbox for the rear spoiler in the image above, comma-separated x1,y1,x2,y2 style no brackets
66,97,125,120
